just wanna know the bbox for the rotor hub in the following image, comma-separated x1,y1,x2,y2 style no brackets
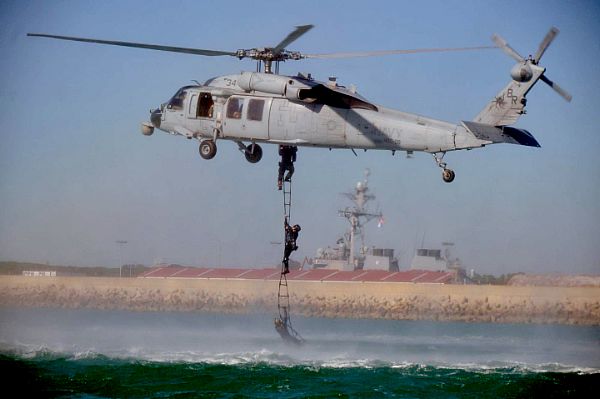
236,48,305,63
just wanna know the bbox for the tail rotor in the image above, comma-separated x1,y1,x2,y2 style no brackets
493,26,572,102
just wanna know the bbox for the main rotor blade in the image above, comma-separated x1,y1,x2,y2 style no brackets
303,46,496,59
540,75,572,102
534,26,559,63
491,33,524,62
27,33,237,57
272,24,314,54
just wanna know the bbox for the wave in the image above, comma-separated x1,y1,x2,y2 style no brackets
2,343,597,375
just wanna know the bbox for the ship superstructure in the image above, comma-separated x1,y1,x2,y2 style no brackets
312,170,397,271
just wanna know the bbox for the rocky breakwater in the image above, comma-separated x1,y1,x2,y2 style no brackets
1,276,599,325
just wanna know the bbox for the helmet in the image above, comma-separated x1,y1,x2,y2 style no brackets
293,224,301,231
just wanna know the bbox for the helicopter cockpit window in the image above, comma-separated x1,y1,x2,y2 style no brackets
226,97,244,119
247,99,265,121
167,89,187,110
197,92,214,118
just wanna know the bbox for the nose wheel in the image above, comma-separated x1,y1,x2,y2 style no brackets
433,152,455,183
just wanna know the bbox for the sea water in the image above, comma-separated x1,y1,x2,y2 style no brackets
1,307,598,398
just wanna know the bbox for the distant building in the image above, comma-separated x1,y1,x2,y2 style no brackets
410,243,471,284
23,270,56,277
363,248,399,271
410,249,447,271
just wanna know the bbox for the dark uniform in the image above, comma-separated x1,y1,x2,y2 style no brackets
278,145,297,189
282,218,300,274
274,310,304,345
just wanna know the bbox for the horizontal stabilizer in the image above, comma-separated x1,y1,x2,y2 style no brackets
462,121,540,147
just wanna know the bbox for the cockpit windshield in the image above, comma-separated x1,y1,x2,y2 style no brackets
167,88,188,110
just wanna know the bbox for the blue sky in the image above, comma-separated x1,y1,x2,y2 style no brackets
1,0,599,274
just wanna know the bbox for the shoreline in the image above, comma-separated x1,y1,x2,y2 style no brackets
1,276,599,325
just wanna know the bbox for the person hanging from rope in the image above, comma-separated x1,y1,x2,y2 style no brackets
274,316,287,336
277,145,297,190
273,308,304,345
282,217,301,274
274,307,304,345
274,307,290,338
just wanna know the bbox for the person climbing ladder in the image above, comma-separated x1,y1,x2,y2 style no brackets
282,217,301,274
277,145,297,190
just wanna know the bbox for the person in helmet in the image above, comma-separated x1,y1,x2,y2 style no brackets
277,145,297,190
282,218,301,274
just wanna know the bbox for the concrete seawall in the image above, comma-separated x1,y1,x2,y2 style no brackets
1,276,599,325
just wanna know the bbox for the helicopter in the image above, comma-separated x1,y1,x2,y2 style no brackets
28,25,571,182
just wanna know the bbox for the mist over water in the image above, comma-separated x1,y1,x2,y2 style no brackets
1,308,598,398
1,307,598,371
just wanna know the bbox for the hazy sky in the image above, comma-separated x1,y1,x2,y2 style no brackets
1,0,599,274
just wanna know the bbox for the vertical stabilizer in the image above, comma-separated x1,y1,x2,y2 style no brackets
474,64,544,126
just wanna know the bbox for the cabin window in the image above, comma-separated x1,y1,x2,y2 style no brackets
226,97,243,119
197,92,214,118
247,99,265,121
167,89,187,110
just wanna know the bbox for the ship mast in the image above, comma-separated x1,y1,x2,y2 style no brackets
338,169,383,268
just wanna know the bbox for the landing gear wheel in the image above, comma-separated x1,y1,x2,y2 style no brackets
432,152,455,183
442,169,455,183
244,143,263,163
199,140,217,160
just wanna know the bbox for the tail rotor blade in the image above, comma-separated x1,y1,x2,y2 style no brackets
491,33,524,62
540,74,572,102
534,27,559,63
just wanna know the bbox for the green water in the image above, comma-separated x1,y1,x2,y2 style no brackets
3,353,595,398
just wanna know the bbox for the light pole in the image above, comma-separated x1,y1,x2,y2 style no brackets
116,240,128,277
215,239,222,267
207,237,222,267
270,241,282,267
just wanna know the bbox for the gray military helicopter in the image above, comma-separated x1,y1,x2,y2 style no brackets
28,25,571,182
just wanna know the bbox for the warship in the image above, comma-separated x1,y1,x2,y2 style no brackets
310,169,398,271
309,170,465,276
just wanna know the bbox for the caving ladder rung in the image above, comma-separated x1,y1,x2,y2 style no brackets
277,271,290,311
283,179,292,221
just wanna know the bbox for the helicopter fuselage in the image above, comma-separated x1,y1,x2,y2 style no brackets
145,72,487,158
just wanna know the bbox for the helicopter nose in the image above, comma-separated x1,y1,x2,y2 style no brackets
150,108,162,128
